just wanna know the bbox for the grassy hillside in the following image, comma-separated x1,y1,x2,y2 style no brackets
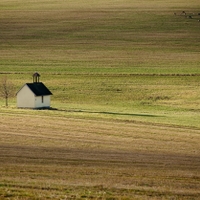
1,0,200,74
0,0,200,199
1,0,200,127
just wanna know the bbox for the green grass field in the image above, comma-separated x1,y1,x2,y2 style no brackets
0,0,200,199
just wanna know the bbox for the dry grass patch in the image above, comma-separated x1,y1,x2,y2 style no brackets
0,113,200,199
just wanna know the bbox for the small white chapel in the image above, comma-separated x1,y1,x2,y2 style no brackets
16,72,53,109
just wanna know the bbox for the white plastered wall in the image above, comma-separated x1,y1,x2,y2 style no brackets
35,95,51,108
17,85,35,108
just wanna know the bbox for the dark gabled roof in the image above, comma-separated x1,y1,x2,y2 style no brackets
26,82,52,96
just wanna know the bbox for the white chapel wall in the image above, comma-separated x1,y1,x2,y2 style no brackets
17,85,35,108
35,95,51,108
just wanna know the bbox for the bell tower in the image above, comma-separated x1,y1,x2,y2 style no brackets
33,72,40,83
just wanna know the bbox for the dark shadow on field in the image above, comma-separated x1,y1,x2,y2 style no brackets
1,144,199,170
52,108,159,118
